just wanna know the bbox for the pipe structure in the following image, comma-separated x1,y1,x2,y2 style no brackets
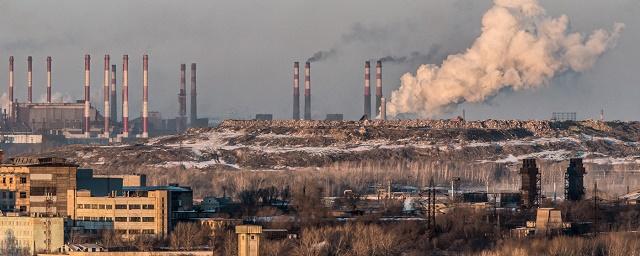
27,56,32,103
8,56,14,119
293,62,300,120
142,54,149,138
122,55,129,138
47,57,52,103
375,60,382,116
364,61,371,119
304,62,311,120
178,64,187,132
84,54,91,137
190,63,197,127
111,64,117,124
103,55,110,138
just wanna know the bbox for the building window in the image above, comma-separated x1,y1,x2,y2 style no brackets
99,205,105,209
129,204,141,210
142,204,154,210
77,204,84,209
142,229,155,234
91,204,98,209
84,204,91,209
115,204,127,209
129,229,141,234
129,217,141,222
20,177,27,184
9,178,13,184
106,205,112,209
115,229,127,235
2,177,5,184
142,217,154,222
19,206,26,212
114,217,127,222
19,192,26,199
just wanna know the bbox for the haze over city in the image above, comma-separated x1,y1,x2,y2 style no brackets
0,0,637,120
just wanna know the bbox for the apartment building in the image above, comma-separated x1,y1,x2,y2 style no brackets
0,157,78,216
0,215,65,254
67,185,193,236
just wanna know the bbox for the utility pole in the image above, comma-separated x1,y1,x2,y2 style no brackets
593,181,598,235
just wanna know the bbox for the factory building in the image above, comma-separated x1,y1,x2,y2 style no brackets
14,102,102,135
0,215,65,254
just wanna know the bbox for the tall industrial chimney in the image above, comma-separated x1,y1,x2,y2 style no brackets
122,55,129,138
190,63,197,127
364,61,371,119
304,62,311,120
84,54,91,137
178,64,187,132
111,64,117,124
27,56,33,103
293,62,300,120
46,57,52,103
8,56,14,119
375,60,382,116
103,55,110,138
142,54,149,138
380,97,387,120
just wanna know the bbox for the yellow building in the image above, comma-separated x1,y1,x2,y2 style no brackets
0,157,78,216
236,225,262,256
0,215,65,254
68,186,193,237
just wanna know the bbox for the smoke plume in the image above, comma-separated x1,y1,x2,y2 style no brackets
379,45,444,64
307,49,337,63
387,0,624,118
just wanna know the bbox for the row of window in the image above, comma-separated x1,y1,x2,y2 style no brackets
77,204,155,210
0,191,14,199
115,229,155,235
0,177,27,185
79,216,155,222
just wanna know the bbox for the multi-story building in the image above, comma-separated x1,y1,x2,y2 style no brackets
67,185,193,237
0,157,78,216
0,215,65,254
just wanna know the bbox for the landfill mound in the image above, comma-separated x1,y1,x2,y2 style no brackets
31,119,640,171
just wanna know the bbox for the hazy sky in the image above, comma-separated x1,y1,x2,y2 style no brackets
0,0,637,121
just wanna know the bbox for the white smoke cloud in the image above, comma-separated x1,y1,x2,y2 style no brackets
387,0,624,118
37,92,73,103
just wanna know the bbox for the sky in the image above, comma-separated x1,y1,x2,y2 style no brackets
0,0,637,121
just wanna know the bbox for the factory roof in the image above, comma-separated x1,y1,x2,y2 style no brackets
3,157,78,167
122,185,192,192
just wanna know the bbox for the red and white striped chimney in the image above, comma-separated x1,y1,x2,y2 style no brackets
293,62,300,120
103,55,110,138
122,55,129,138
364,61,371,119
27,56,32,103
8,56,14,119
111,64,117,124
304,62,311,120
375,60,383,116
84,54,91,137
46,57,52,103
142,54,149,138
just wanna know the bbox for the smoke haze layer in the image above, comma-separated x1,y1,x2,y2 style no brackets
386,0,624,118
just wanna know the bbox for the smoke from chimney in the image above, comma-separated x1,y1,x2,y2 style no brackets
387,0,624,118
306,49,337,63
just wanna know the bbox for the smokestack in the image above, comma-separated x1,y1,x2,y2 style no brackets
364,61,371,119
142,54,149,138
190,63,197,126
376,60,382,116
27,56,32,103
178,64,187,132
111,64,117,124
46,57,52,103
122,55,129,138
304,62,311,120
293,62,300,120
84,54,91,137
103,55,110,138
8,56,14,119
380,97,387,120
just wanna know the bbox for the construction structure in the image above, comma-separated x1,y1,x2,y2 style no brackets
520,158,541,209
304,62,311,120
565,158,586,201
293,62,300,120
551,112,577,122
364,61,371,119
236,225,262,256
